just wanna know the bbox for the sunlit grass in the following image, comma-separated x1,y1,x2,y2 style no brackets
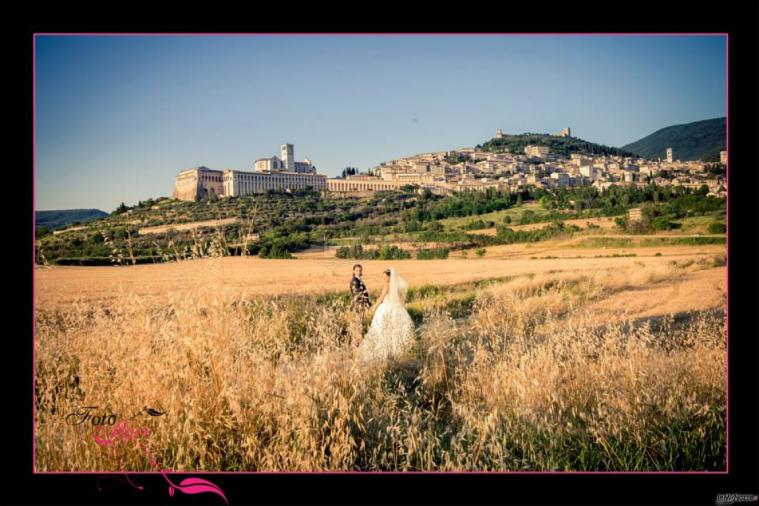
35,260,726,472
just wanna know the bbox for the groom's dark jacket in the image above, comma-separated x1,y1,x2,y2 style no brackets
350,275,371,311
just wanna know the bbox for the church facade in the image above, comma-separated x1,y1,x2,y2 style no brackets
172,143,326,201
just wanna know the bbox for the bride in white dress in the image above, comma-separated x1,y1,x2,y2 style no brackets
358,267,415,362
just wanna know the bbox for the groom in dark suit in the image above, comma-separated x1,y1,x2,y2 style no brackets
348,264,371,346
350,264,371,315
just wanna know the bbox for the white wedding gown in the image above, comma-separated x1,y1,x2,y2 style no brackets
358,268,415,362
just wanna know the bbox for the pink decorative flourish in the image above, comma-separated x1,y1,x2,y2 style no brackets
93,419,229,504
161,472,229,504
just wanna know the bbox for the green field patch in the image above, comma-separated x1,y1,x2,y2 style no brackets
438,202,546,230
572,236,724,249
671,211,727,234
640,236,725,246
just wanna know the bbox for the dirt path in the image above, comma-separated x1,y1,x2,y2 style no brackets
138,217,240,235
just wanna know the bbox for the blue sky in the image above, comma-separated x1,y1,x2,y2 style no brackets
34,34,726,212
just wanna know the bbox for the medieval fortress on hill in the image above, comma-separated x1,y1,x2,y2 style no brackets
172,132,727,201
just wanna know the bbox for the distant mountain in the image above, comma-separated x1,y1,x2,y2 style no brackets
36,209,109,231
621,117,726,162
479,132,636,158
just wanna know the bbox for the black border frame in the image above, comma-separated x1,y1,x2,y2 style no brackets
2,1,757,505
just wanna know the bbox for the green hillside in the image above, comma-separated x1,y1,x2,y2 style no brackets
34,183,724,266
621,117,726,162
479,133,637,158
36,209,109,232
34,189,525,265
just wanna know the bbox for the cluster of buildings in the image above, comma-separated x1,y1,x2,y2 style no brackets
172,134,728,201
327,130,727,198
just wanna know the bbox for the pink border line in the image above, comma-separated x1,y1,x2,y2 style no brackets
724,32,730,475
32,32,728,36
32,32,37,476
31,32,729,476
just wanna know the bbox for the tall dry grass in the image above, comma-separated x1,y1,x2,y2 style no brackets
34,261,726,471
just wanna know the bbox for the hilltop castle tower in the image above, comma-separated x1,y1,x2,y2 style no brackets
496,128,504,139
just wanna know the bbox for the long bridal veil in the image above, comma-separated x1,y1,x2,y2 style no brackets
385,267,408,306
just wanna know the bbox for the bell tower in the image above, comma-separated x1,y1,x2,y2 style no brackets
281,143,294,171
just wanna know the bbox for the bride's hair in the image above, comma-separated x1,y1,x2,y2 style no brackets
383,268,391,276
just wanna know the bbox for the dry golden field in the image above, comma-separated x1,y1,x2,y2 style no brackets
35,246,723,306
34,244,726,472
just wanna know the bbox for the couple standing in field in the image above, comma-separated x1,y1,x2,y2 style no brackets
350,264,415,362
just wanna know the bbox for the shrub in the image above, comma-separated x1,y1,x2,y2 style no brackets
519,210,536,225
462,219,495,230
445,294,477,319
259,242,294,259
335,246,349,258
416,248,450,260
406,306,424,325
408,284,441,300
651,216,681,231
707,222,726,234
336,243,410,260
495,221,575,245
475,248,486,257
378,245,411,260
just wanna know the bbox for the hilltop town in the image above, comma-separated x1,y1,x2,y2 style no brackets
36,124,727,266
172,129,727,202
